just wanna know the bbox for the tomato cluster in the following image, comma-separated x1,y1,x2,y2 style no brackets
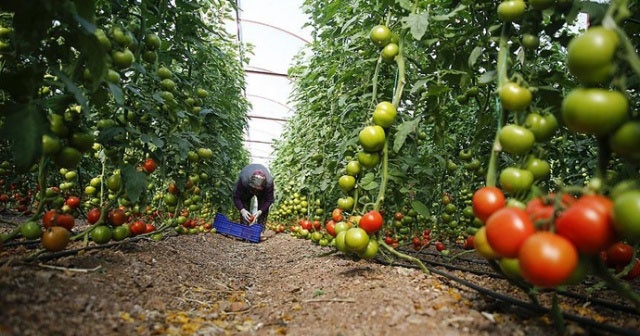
473,186,640,287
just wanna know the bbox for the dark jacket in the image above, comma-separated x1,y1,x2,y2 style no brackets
232,164,274,214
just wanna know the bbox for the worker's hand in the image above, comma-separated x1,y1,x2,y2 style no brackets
240,209,251,223
251,210,262,224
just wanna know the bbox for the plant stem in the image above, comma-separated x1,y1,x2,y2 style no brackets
379,239,430,274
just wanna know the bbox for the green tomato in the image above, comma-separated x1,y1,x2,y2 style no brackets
525,157,551,180
380,43,399,62
70,132,95,153
54,147,82,169
358,125,386,152
42,134,62,155
521,33,540,50
358,239,379,259
499,82,532,112
567,27,619,85
112,49,135,69
357,151,380,169
562,88,628,137
372,101,397,128
91,225,113,244
337,196,355,211
499,124,535,155
338,175,356,192
499,167,534,194
369,25,391,47
498,257,522,280
344,227,369,253
345,160,361,176
612,190,640,242
21,221,43,240
524,112,558,142
497,0,526,22
609,121,640,162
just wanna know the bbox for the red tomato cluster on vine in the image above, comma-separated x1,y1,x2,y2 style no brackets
472,185,640,287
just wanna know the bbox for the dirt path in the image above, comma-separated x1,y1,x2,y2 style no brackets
0,228,624,336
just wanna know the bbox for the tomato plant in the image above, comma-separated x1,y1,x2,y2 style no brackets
561,88,628,137
90,225,112,244
485,207,535,258
472,186,506,222
143,158,158,174
567,26,619,85
359,125,386,152
612,190,640,242
605,241,634,267
499,124,535,155
87,208,101,225
497,0,526,22
499,167,533,194
524,112,558,142
359,210,383,234
369,25,391,47
499,82,532,111
518,232,579,288
555,195,615,255
41,227,70,252
372,101,397,128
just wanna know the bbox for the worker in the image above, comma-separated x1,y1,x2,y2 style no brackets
232,163,274,227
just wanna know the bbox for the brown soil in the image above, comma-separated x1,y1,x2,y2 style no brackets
0,215,638,336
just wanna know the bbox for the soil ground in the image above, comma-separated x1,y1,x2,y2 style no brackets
0,214,639,336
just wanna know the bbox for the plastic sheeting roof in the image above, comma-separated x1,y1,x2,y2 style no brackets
227,0,312,169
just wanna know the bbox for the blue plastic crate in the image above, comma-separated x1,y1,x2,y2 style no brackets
213,213,263,243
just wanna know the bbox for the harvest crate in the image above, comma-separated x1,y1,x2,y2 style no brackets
213,213,263,243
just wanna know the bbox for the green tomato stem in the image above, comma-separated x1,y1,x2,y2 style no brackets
379,238,430,275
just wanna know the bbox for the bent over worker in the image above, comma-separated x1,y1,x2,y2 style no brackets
232,163,274,225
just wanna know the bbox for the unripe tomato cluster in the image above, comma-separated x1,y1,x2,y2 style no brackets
472,186,640,287
369,24,399,62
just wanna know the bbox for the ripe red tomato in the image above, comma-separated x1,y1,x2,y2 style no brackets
359,210,383,234
87,208,101,224
65,196,81,209
518,232,578,288
472,186,506,222
331,208,343,222
299,219,312,231
555,195,615,255
145,223,156,233
325,220,337,237
143,158,158,174
56,213,75,231
108,209,127,226
435,241,446,252
485,207,535,258
42,209,57,228
130,220,147,236
619,258,640,280
605,241,634,267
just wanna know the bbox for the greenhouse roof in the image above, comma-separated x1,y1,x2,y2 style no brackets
227,0,312,169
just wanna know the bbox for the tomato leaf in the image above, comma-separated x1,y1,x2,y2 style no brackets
359,173,379,191
0,102,46,172
393,118,421,153
401,12,429,41
411,200,430,218
432,5,466,21
121,164,147,204
468,46,484,69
